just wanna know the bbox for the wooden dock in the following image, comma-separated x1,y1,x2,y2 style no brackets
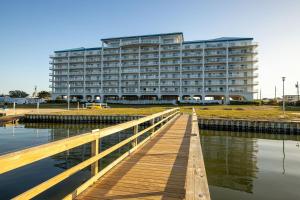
0,108,210,200
77,114,193,199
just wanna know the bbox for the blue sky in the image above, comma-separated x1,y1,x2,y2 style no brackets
0,0,299,98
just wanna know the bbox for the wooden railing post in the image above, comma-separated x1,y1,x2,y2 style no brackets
151,118,155,135
91,138,99,176
91,129,99,176
132,125,138,147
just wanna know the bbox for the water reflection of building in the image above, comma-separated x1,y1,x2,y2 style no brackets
21,123,147,171
45,124,133,170
201,131,258,193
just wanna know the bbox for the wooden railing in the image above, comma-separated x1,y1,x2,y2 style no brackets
185,108,210,200
0,108,180,200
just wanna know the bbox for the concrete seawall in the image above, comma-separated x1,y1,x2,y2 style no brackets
22,114,300,134
199,118,300,134
22,114,144,124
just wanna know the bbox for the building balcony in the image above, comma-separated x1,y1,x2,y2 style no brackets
50,73,68,76
182,53,203,57
103,77,119,80
120,40,160,47
141,62,159,66
205,52,226,57
86,58,101,63
141,47,159,53
205,43,226,49
229,58,258,63
228,50,258,56
140,90,159,94
86,71,101,75
205,59,226,64
103,57,119,61
205,75,226,78
102,90,119,94
228,66,258,71
85,78,100,81
228,42,258,48
122,56,139,60
161,61,180,65
50,60,68,64
161,46,180,51
141,55,159,59
161,54,180,58
160,68,179,72
205,66,226,71
69,72,84,75
69,52,84,57
69,84,84,88
182,67,202,72
102,84,119,88
103,70,119,74
121,49,138,54
122,63,139,67
122,84,138,87
69,79,84,82
69,59,84,63
181,60,202,65
50,53,68,58
122,90,138,94
160,76,180,79
103,64,119,68
182,84,202,87
85,84,101,87
227,73,258,78
140,76,159,79
182,75,202,79
122,77,139,80
122,70,139,73
50,85,69,88
161,83,180,86
103,50,119,55
140,69,158,73
160,89,179,93
86,51,101,56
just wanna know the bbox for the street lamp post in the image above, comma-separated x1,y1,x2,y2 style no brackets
67,84,70,110
282,77,286,116
296,81,299,102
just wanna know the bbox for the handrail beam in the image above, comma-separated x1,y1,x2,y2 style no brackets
0,108,178,175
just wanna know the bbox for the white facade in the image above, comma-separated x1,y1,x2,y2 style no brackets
284,95,299,102
50,32,258,103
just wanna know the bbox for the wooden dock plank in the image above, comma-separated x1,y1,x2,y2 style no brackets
77,114,191,200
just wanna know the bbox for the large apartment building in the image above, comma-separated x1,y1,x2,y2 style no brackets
50,32,258,103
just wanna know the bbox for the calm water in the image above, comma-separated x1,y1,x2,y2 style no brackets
0,123,138,200
2,124,300,200
200,130,300,200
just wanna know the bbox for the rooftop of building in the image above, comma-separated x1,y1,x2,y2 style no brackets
54,47,101,53
183,37,253,44
101,32,184,42
54,34,254,53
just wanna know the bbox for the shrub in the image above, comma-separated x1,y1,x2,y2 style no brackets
263,99,279,106
46,99,67,104
229,100,260,106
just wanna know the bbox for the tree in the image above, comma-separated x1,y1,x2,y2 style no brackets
9,90,29,98
37,91,51,99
